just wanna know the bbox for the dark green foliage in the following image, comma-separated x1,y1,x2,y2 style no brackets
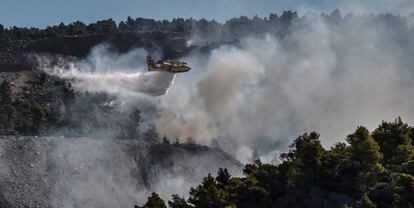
188,174,231,208
135,192,167,208
392,173,414,207
346,127,384,193
68,21,87,35
0,73,147,138
0,72,78,135
168,195,191,208
12,98,49,135
138,119,414,208
243,160,283,203
0,11,295,40
87,19,117,33
281,132,326,186
372,118,414,167
356,193,377,208
216,168,231,189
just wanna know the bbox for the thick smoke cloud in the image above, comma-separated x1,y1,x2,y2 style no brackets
156,14,414,163
29,11,414,206
37,14,414,165
31,45,244,206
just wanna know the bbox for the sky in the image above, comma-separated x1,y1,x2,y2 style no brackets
0,0,413,28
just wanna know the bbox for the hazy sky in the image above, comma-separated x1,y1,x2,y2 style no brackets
0,0,412,28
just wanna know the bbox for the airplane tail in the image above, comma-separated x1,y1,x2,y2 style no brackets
147,55,156,71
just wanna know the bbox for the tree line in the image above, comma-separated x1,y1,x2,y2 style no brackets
0,10,409,42
136,118,414,208
0,11,294,40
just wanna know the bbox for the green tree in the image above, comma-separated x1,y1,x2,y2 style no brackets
241,160,278,206
320,142,350,191
346,127,384,192
135,192,167,208
99,19,117,33
392,173,414,207
188,174,230,208
281,132,326,186
372,118,414,167
168,195,191,208
216,168,231,189
87,19,117,34
69,21,87,35
231,178,271,208
356,193,377,208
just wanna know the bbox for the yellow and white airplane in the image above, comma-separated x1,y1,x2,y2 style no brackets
146,55,191,73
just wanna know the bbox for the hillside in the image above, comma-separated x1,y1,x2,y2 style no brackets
0,136,242,208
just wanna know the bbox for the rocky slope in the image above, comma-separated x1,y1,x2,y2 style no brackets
0,136,242,208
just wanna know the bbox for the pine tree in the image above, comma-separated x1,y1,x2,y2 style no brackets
135,192,167,208
372,118,414,166
356,193,377,208
281,132,326,186
392,173,414,207
346,127,384,192
168,195,191,208
188,174,229,208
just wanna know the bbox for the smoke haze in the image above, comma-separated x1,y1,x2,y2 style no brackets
25,11,414,208
38,13,414,165
156,14,414,163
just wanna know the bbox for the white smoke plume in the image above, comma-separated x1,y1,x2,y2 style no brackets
38,44,176,98
35,14,414,165
156,14,414,163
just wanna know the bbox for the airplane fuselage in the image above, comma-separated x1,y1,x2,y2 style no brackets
147,56,191,73
148,62,191,73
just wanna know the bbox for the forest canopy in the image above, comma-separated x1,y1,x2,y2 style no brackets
0,10,410,42
0,11,295,40
137,118,414,208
